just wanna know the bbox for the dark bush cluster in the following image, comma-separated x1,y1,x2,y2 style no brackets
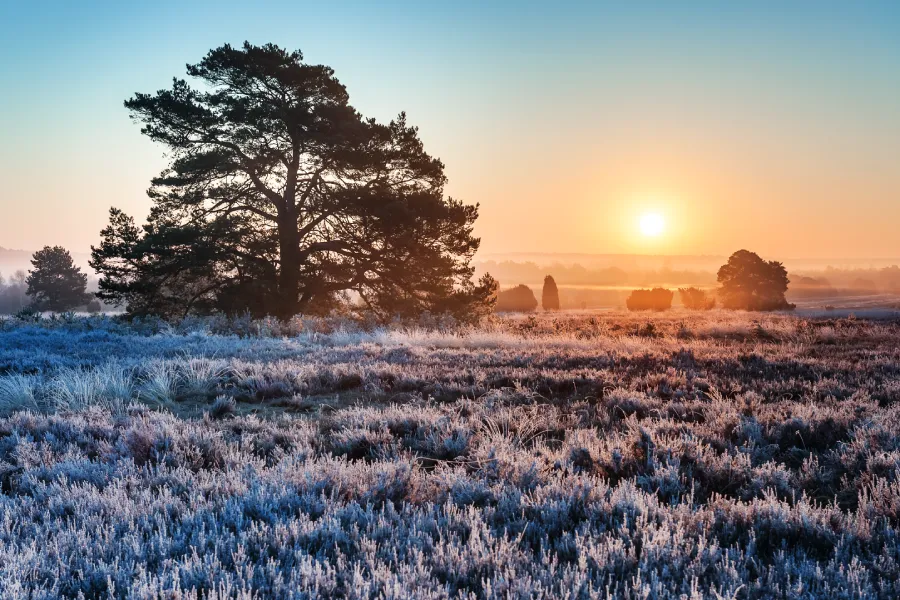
626,287,674,311
495,284,538,312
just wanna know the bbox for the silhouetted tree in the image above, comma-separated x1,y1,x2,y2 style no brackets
542,275,560,310
678,287,715,310
91,42,494,322
495,285,538,312
26,246,88,311
717,250,793,311
626,288,673,311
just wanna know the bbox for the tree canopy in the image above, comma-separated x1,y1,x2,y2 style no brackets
717,250,793,311
26,246,89,311
91,42,495,321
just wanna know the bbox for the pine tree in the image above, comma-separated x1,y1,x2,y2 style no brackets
542,275,560,310
26,246,88,311
92,42,494,322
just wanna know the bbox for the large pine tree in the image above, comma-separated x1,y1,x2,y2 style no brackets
92,43,495,321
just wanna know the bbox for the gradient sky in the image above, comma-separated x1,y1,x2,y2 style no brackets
2,1,899,260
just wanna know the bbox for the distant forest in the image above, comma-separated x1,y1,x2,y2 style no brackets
478,259,900,290
478,259,900,309
5,245,900,313
475,260,717,287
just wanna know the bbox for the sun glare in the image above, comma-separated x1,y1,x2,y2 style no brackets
639,212,665,237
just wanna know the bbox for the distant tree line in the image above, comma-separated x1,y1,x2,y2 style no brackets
807,265,900,292
0,270,28,314
480,259,900,298
476,260,716,287
784,267,900,300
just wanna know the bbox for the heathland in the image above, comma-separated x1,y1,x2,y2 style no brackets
0,311,898,598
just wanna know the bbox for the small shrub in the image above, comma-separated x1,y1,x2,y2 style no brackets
208,395,236,419
86,298,103,313
678,287,715,310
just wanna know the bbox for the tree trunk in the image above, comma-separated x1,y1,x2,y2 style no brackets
277,214,300,320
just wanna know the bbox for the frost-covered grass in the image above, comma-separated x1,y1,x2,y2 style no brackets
0,311,899,598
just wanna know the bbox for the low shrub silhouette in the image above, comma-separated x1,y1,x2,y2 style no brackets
495,284,538,312
678,287,715,310
626,288,673,311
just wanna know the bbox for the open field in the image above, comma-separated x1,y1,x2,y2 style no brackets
0,311,899,598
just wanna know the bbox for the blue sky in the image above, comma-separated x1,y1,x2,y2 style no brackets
2,1,900,258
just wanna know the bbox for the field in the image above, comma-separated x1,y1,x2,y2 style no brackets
0,311,899,598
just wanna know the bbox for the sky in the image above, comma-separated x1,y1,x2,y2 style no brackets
1,1,899,261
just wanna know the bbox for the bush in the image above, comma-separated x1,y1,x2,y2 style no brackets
678,287,715,310
495,284,538,312
625,288,673,311
86,298,103,314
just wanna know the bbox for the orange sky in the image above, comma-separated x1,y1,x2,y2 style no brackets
2,3,899,261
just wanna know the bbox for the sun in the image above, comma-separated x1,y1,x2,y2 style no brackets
639,212,665,237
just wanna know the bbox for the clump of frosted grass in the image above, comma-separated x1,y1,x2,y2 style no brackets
0,374,40,412
138,360,180,406
178,356,228,396
47,364,134,412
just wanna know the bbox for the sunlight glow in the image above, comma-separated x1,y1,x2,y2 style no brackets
639,212,665,237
